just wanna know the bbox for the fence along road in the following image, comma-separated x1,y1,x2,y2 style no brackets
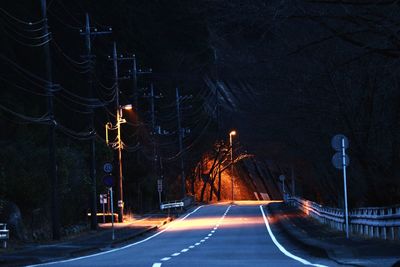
288,196,400,240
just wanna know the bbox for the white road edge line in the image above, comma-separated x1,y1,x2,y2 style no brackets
152,263,162,267
27,206,205,266
259,205,328,267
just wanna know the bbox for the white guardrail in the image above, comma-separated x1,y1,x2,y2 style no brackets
287,196,400,240
160,196,195,210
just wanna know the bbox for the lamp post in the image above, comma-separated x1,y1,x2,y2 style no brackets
229,130,236,202
105,104,132,222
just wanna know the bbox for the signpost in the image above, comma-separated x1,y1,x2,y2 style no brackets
103,162,114,240
99,194,107,223
331,134,350,239
157,179,162,204
109,187,115,240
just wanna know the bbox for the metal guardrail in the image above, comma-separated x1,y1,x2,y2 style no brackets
0,223,9,248
287,196,400,240
160,195,195,210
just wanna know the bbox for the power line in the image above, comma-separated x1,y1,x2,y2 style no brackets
0,103,50,124
0,7,44,25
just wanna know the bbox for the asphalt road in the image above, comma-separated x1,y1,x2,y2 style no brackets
31,201,340,267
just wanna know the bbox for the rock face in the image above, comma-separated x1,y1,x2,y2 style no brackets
0,200,27,240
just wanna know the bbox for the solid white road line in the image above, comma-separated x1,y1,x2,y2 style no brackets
27,206,205,266
259,205,328,267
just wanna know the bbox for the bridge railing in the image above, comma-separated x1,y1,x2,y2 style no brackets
287,196,400,240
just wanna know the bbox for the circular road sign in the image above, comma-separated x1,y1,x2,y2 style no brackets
331,134,349,151
279,175,285,182
332,152,350,169
103,162,113,173
103,175,114,187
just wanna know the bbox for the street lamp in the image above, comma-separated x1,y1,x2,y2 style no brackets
229,130,236,202
105,104,132,223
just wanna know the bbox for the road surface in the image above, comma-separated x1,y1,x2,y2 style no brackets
32,201,340,267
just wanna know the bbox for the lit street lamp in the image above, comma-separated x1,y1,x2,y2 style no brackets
105,104,132,222
229,130,236,202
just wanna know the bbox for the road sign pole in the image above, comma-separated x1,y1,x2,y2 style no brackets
102,201,105,224
109,188,115,240
342,137,349,239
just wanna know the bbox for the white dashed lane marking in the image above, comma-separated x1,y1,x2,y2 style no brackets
154,205,232,266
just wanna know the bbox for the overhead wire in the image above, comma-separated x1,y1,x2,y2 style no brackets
0,104,50,124
0,76,50,97
0,7,45,25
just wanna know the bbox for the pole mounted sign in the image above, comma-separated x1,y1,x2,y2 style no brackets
331,134,350,239
103,162,113,173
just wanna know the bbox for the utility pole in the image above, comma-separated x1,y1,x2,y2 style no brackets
108,47,145,221
149,84,157,175
80,13,112,231
176,88,186,199
41,0,59,240
143,84,164,202
111,42,125,223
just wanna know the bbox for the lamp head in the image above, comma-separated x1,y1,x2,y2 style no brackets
229,130,237,136
122,104,133,110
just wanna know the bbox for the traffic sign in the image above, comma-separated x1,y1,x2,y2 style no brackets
331,134,349,151
99,194,108,204
118,200,124,208
103,175,114,187
160,201,184,210
332,152,350,169
103,162,113,173
157,179,162,193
